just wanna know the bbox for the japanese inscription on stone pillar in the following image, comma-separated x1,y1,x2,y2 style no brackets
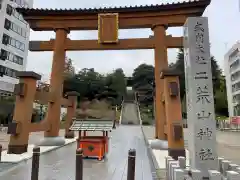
183,17,217,177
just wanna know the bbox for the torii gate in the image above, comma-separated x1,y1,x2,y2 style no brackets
7,0,210,160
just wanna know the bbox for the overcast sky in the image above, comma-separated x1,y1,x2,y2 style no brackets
26,0,240,81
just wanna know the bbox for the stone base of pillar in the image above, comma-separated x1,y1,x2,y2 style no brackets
38,136,66,146
149,139,168,150
65,131,75,139
168,148,186,160
8,144,28,154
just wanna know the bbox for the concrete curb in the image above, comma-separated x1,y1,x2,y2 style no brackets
138,106,159,176
36,138,77,156
141,126,160,180
140,120,159,180
0,139,76,177
141,126,160,168
137,105,157,179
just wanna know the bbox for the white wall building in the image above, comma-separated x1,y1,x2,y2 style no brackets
224,42,240,117
0,0,33,96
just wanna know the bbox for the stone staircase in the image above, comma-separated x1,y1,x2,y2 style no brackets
120,102,140,125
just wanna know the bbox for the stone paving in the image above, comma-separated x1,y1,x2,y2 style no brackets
0,102,152,179
0,129,67,150
121,103,140,125
0,125,153,180
142,126,240,165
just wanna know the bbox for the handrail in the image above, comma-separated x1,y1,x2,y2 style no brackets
119,100,124,125
136,102,142,125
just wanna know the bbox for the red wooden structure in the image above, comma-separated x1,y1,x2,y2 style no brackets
70,119,114,161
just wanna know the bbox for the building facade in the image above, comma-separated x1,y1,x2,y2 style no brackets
224,42,240,117
0,0,33,96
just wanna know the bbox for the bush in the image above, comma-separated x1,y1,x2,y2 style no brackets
61,112,67,121
115,111,120,122
142,121,151,125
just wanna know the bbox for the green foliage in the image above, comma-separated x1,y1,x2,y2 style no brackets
0,96,15,103
132,64,154,90
139,105,154,125
142,120,151,125
132,64,154,105
130,48,228,117
0,96,15,125
215,76,228,116
174,48,185,99
62,50,228,118
105,68,127,105
173,48,228,116
64,57,75,78
63,68,127,106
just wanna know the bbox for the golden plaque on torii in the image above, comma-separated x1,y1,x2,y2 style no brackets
98,13,119,44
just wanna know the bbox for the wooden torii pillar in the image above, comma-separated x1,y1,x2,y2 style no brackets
8,72,41,154
152,24,168,140
41,28,69,145
65,91,80,139
161,69,185,159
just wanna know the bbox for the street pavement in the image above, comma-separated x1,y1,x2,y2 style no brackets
0,129,67,150
0,125,240,180
142,126,240,165
0,125,153,180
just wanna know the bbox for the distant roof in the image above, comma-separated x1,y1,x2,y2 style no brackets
17,0,210,16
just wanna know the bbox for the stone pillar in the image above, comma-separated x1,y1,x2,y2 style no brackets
41,28,68,146
161,69,185,159
8,72,41,154
152,24,168,140
65,91,79,139
184,17,217,177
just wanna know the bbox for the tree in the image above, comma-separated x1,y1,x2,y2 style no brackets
132,64,155,105
172,48,185,99
173,48,223,97
63,68,127,106
215,76,228,116
37,81,50,92
105,68,127,105
173,48,227,115
132,64,154,90
64,57,75,78
211,56,222,92
64,68,104,100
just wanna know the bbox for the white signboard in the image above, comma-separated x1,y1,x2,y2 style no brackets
183,17,218,177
